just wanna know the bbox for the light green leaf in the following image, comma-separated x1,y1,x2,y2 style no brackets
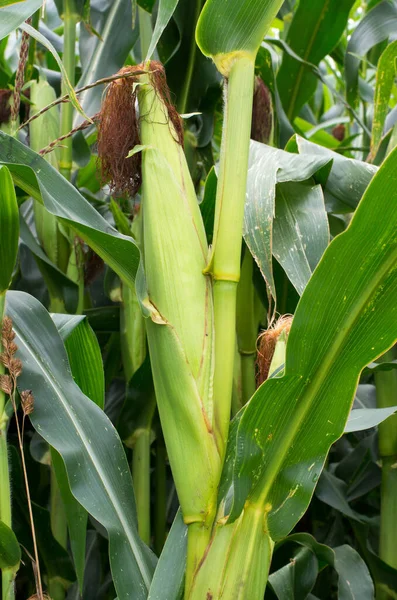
19,22,90,122
229,144,397,538
146,0,179,61
273,180,329,296
0,131,140,287
6,291,156,600
0,165,19,294
196,0,284,74
0,521,20,568
0,0,41,40
346,407,397,433
244,140,330,300
370,40,397,161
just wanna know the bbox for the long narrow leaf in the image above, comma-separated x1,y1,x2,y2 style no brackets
6,291,156,600
0,132,140,286
229,144,397,538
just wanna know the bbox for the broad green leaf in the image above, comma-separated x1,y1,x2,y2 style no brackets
145,0,179,61
0,521,20,568
273,180,329,296
196,0,284,74
346,407,397,433
244,140,330,300
0,132,140,286
0,0,41,40
345,0,397,106
6,291,156,600
276,0,355,120
370,40,397,161
19,22,89,121
77,0,139,124
229,145,397,537
148,511,187,600
0,165,19,294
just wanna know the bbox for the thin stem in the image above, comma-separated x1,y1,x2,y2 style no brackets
185,522,213,597
177,0,202,115
0,294,15,600
375,347,397,578
133,430,151,545
59,3,78,180
12,388,43,599
209,56,255,456
154,438,166,556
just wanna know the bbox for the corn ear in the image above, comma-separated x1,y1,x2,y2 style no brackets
136,68,221,526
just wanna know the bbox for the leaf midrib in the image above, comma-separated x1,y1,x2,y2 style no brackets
250,242,397,507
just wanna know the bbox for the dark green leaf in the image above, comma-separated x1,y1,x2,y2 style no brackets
6,291,156,600
148,511,187,600
0,132,140,287
269,547,318,600
146,0,179,61
277,0,355,120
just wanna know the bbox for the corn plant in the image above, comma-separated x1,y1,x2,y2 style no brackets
0,0,396,599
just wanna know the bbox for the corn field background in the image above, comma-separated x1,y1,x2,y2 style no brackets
0,0,396,599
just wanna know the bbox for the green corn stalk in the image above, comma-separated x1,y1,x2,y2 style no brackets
134,66,221,589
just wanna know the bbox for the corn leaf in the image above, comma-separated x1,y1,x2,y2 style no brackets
6,290,156,600
244,141,330,301
0,165,19,294
273,180,329,296
276,0,355,120
145,0,179,61
0,0,41,40
345,0,397,106
228,145,397,538
196,0,284,71
0,132,140,286
370,40,397,161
